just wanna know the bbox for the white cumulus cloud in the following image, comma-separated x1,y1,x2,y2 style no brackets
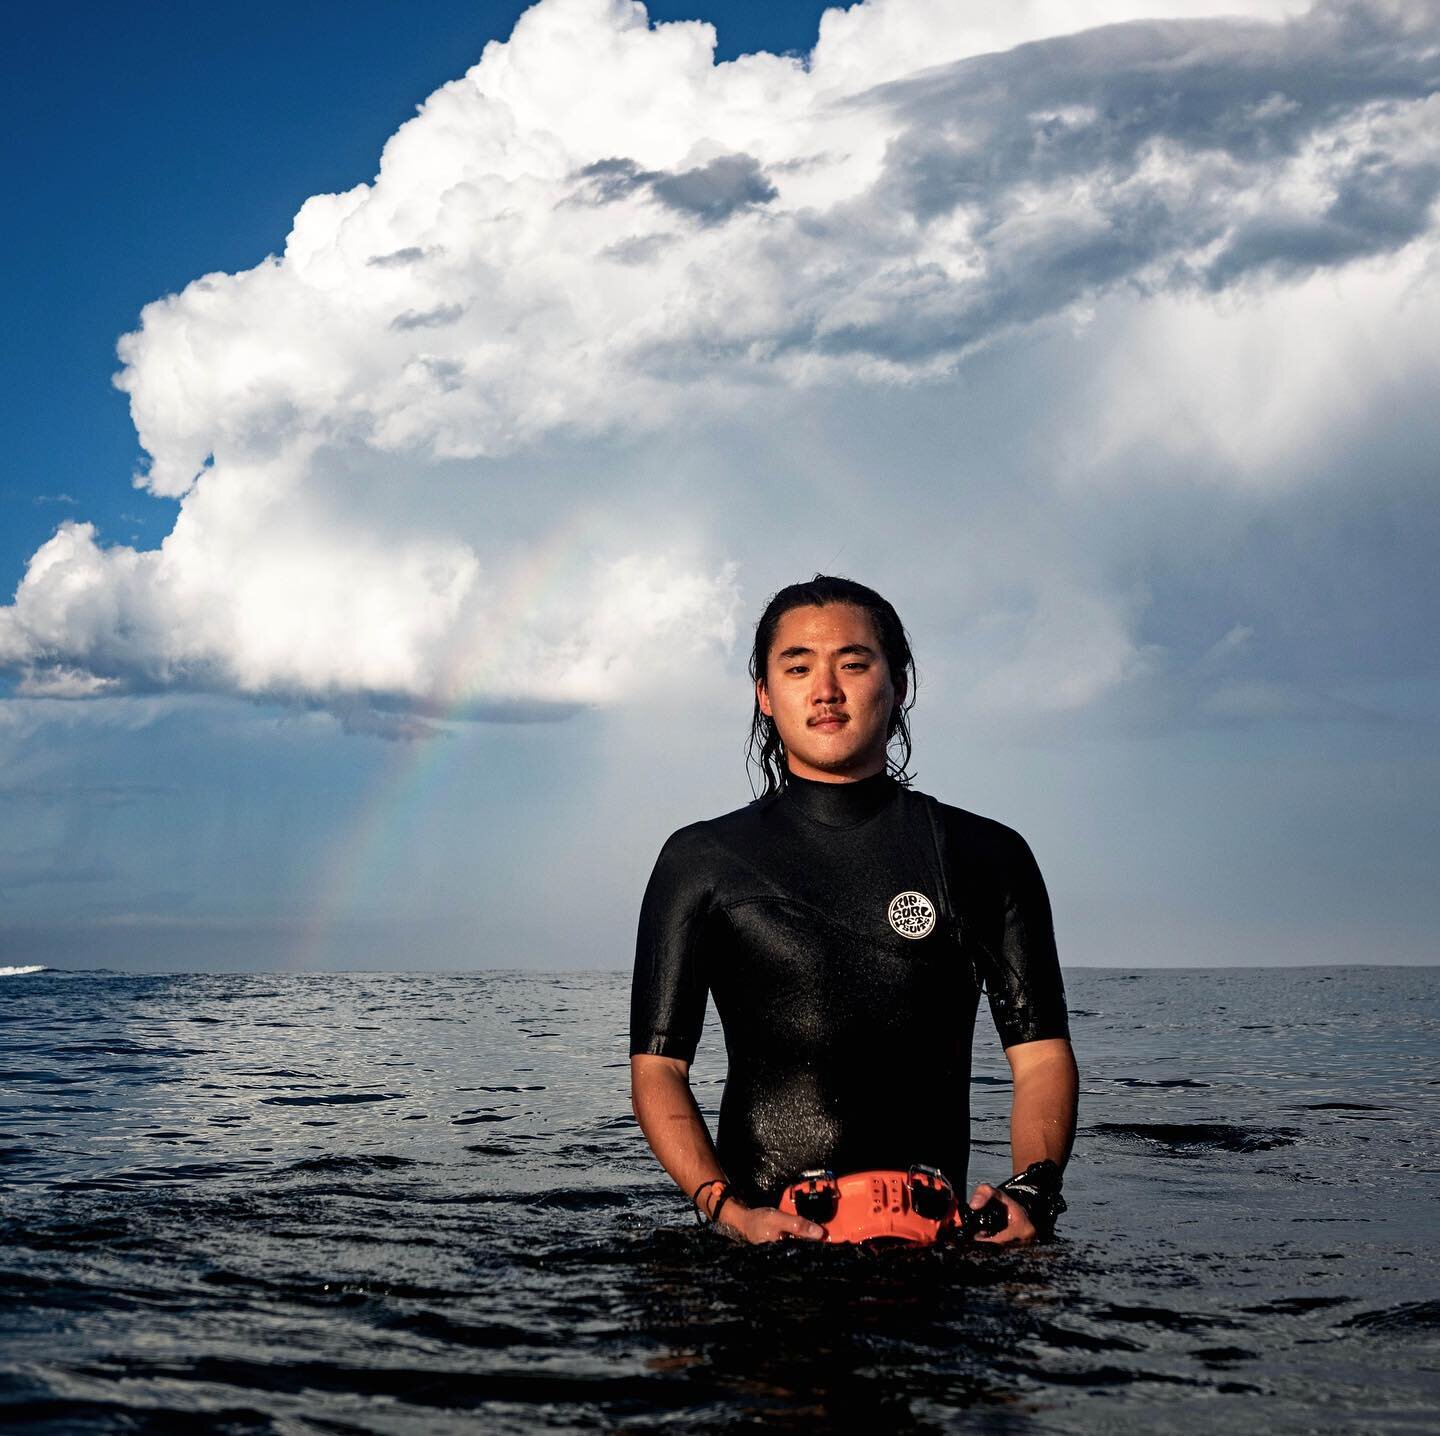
2,0,1437,725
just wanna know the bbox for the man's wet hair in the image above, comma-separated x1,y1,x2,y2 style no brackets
747,574,917,798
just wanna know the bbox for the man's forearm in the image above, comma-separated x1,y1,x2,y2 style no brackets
1006,1037,1079,1173
630,1055,725,1205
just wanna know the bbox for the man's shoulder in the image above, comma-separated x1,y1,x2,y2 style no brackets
907,787,1036,864
653,795,778,860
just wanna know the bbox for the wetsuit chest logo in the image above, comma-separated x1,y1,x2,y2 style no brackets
887,891,936,940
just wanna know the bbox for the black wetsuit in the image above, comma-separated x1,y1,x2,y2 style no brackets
629,772,1070,1206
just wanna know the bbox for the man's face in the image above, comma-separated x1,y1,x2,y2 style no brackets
757,603,904,784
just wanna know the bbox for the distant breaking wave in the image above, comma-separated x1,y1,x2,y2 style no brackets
0,965,47,977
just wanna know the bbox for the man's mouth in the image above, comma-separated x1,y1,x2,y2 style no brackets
808,712,848,728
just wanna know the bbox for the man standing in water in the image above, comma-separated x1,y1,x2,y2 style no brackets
629,576,1078,1244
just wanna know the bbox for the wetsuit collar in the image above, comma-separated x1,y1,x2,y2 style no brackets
781,770,898,828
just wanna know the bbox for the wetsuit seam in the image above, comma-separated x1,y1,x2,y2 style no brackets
786,811,891,833
717,894,827,917
716,893,946,951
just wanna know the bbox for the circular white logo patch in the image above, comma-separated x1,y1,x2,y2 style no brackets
888,890,936,940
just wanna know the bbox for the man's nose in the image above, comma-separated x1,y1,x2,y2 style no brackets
811,667,844,703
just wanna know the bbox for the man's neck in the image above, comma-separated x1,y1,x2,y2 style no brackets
784,755,887,785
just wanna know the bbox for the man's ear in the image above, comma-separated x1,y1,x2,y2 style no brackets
756,677,773,718
892,672,907,710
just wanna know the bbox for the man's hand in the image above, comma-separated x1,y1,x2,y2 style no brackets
717,1200,826,1244
630,1056,826,1243
965,1182,1038,1245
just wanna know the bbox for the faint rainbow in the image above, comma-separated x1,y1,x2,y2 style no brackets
293,514,596,969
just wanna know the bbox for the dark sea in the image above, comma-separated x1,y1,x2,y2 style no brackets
1,965,1436,1435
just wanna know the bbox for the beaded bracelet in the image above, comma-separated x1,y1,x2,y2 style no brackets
709,1189,735,1228
691,1177,726,1225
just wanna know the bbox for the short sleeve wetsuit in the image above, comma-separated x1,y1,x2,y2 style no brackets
629,771,1070,1207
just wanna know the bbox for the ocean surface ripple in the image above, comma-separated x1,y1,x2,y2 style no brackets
1,965,1436,1434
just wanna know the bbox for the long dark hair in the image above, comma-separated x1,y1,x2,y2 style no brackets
746,575,917,798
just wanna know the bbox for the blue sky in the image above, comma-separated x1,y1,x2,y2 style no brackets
2,0,1437,970
2,0,838,599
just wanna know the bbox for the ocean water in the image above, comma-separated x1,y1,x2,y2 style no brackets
1,965,1436,1434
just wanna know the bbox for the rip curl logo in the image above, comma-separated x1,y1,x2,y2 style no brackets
888,890,936,940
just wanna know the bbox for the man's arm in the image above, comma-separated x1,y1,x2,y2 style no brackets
968,1036,1079,1244
1007,1036,1078,1171
630,1054,823,1244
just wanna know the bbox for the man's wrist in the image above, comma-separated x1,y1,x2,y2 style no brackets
710,1188,737,1227
997,1160,1067,1234
691,1176,727,1222
705,1196,751,1240
690,1178,752,1232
